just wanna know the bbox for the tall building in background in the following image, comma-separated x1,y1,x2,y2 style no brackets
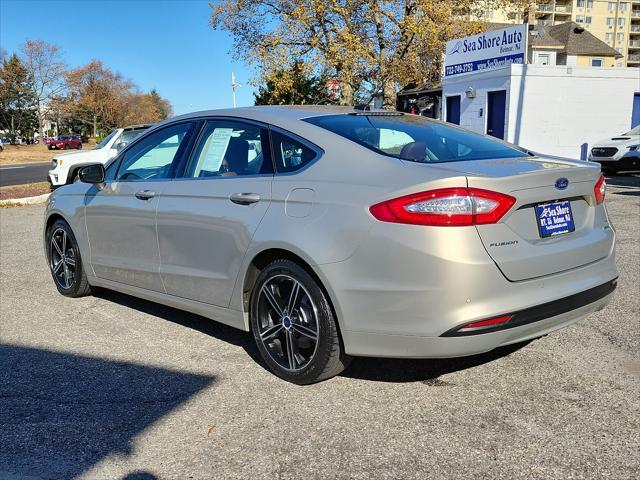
475,1,640,67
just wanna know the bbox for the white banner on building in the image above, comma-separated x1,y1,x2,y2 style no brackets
444,24,528,77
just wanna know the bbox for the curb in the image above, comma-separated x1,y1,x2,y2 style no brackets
0,193,50,206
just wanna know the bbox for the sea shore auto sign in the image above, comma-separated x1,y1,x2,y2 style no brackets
444,25,528,77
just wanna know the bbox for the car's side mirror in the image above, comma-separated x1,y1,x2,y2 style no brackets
115,141,127,152
78,163,105,184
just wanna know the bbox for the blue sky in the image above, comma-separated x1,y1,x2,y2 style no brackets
0,0,255,114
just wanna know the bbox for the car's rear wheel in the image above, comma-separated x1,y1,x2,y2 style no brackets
250,259,350,384
46,219,91,297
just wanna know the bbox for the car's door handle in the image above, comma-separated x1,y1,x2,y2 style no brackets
230,192,260,205
135,190,156,200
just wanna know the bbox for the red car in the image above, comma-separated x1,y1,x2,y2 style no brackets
46,136,82,150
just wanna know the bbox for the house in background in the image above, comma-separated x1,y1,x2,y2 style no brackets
473,0,640,68
528,22,623,67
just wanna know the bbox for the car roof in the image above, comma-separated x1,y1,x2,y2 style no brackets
168,105,370,125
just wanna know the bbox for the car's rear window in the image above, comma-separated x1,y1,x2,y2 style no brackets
303,114,528,163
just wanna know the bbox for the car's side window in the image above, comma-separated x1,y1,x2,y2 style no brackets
116,123,192,181
270,131,318,173
185,121,272,178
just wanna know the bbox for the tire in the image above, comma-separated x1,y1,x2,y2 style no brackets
46,219,91,297
250,259,350,384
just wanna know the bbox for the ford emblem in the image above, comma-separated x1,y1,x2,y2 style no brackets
555,178,569,190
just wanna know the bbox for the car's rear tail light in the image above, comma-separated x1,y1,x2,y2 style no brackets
455,315,512,333
369,188,516,226
594,174,606,205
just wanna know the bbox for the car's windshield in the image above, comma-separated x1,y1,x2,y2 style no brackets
623,125,640,136
95,130,119,149
304,114,528,163
119,128,149,145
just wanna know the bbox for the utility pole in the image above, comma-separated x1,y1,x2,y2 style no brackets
231,72,241,108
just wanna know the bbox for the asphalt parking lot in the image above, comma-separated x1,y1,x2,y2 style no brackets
1,175,639,480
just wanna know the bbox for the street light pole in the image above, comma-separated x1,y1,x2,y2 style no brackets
231,72,241,108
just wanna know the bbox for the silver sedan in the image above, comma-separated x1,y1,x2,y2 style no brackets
44,106,618,384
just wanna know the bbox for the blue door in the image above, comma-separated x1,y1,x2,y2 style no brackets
446,96,461,125
632,93,640,128
487,90,506,140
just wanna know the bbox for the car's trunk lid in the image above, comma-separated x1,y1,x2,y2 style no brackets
426,156,612,281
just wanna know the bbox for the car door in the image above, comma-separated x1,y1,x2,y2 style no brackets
156,119,273,306
84,122,196,292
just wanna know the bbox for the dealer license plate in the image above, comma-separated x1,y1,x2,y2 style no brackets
535,200,575,238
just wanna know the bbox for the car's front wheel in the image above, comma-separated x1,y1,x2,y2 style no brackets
250,259,350,384
46,219,91,297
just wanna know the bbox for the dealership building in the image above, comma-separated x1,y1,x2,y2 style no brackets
399,23,640,159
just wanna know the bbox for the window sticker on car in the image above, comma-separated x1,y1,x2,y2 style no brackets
199,128,234,173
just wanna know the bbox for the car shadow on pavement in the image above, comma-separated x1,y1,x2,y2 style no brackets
342,341,532,383
605,173,640,189
0,343,215,480
93,288,265,366
93,288,532,385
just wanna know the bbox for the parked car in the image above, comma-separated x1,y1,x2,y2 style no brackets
46,135,83,150
43,106,618,384
0,137,3,152
47,124,152,187
589,125,640,173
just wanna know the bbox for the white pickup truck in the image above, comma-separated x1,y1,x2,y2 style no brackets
48,124,152,187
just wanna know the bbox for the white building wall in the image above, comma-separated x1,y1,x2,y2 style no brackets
442,66,512,138
443,64,640,159
508,64,639,158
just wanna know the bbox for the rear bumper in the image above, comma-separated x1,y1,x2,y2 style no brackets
317,220,617,358
341,288,613,358
441,279,617,337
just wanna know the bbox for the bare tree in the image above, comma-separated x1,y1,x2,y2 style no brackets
21,40,67,140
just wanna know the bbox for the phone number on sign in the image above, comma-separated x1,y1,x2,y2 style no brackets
445,63,473,76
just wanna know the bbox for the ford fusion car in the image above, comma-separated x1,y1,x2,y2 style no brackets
43,106,618,384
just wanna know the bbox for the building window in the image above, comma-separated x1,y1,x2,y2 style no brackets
617,33,624,42
605,33,613,42
618,18,625,27
591,58,603,67
619,2,627,11
586,0,593,7
576,15,584,23
608,1,616,10
577,0,585,7
585,16,592,24
606,17,614,26
538,54,550,65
